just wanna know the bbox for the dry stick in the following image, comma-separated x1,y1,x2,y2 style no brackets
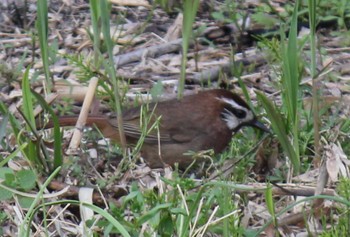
114,21,295,68
67,77,99,154
109,0,150,7
202,183,335,197
114,38,266,84
312,159,330,210
191,53,266,84
114,36,267,86
54,80,89,102
45,180,335,208
113,38,183,67
47,180,126,205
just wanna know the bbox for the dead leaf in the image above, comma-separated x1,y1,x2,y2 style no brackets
325,143,349,182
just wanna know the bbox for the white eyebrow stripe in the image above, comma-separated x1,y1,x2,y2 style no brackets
223,108,232,114
216,97,248,111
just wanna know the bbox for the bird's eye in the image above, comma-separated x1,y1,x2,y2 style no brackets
233,109,246,118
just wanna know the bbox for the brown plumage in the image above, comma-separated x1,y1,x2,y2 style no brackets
44,89,269,168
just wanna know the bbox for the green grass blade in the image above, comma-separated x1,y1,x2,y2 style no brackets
0,101,21,143
278,1,301,173
256,92,299,173
137,203,172,225
287,2,299,122
0,113,9,143
265,183,277,227
0,143,28,167
178,0,200,98
31,90,62,169
308,0,321,163
99,0,126,150
179,187,204,237
22,67,35,129
26,199,131,237
81,202,131,237
281,1,299,125
20,166,61,236
36,0,52,90
21,67,38,166
89,0,102,65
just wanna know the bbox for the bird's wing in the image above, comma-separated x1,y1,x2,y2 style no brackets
108,105,198,143
123,122,173,143
108,118,173,143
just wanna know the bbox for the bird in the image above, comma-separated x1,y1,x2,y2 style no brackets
43,89,269,168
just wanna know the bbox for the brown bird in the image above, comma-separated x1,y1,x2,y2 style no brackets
44,89,269,168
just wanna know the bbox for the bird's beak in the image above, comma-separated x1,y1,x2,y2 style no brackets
252,120,271,133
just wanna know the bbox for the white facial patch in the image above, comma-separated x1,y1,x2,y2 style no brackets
221,108,239,130
217,97,254,130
